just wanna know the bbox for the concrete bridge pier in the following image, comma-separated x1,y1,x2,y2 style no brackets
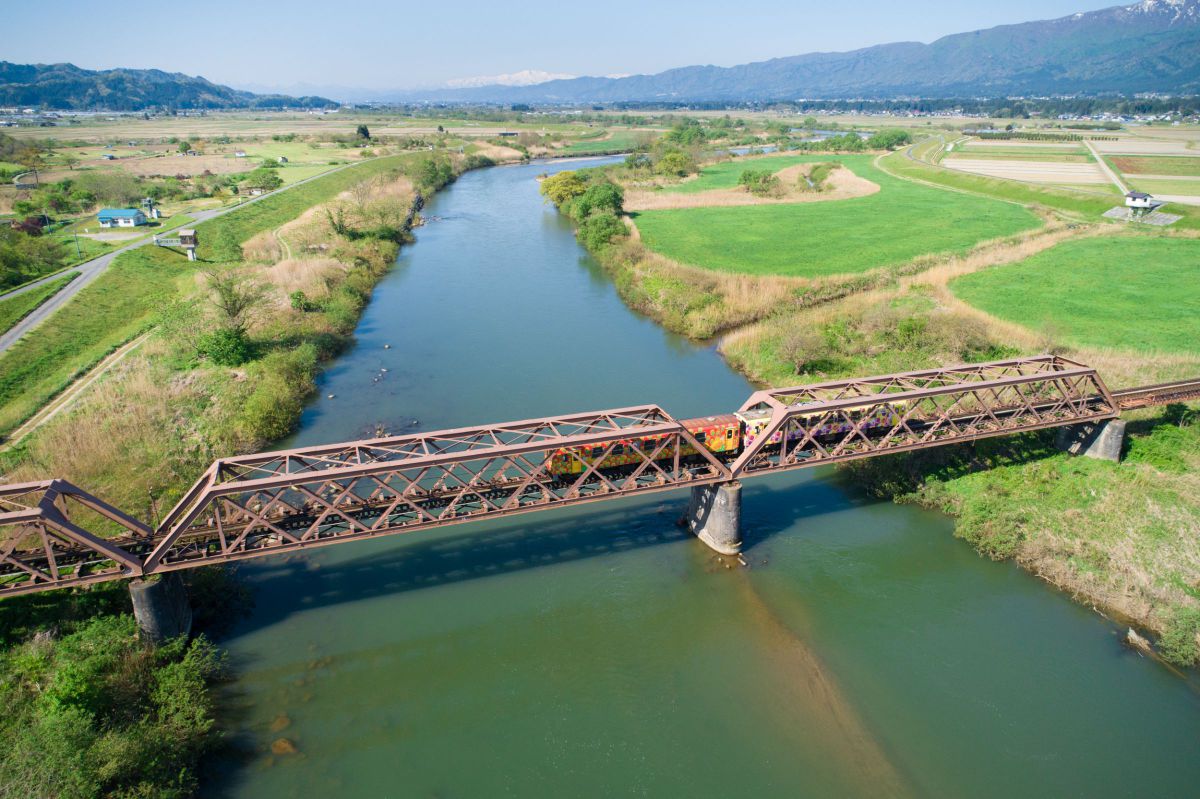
686,481,742,555
129,573,193,643
1056,419,1126,462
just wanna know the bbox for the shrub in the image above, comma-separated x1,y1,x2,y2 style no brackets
738,169,781,196
578,210,628,251
1158,606,1200,667
655,151,695,177
196,327,252,366
571,181,624,218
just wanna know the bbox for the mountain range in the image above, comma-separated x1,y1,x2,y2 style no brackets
2,0,1198,110
0,62,336,111
402,0,1200,103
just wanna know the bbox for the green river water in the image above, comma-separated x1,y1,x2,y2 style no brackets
208,158,1200,798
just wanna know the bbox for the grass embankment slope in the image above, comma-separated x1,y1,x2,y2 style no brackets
633,154,1041,277
0,156,410,438
0,272,78,333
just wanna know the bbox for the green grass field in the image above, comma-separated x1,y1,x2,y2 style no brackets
634,154,1042,277
951,236,1200,352
0,273,79,334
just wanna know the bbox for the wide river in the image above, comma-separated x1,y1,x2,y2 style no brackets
209,158,1200,797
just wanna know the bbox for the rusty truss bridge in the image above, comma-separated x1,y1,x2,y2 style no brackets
1,356,1196,599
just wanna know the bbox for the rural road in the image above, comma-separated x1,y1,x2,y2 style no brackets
1085,140,1128,195
0,161,358,355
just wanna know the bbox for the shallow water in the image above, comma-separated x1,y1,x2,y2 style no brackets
208,158,1200,798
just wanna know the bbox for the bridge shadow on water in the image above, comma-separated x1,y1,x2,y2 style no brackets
224,477,868,637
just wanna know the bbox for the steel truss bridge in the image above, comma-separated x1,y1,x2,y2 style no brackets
2,356,1196,598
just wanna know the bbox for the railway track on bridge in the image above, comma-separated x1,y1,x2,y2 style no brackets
1,356,1196,598
1111,379,1200,410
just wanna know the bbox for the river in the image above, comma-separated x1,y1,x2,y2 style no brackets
207,158,1200,797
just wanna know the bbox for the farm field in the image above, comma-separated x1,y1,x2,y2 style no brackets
951,236,1200,352
941,157,1108,184
1109,156,1200,177
1126,178,1200,196
633,154,1042,278
949,150,1093,163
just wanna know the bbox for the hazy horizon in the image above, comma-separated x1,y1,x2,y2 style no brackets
7,0,1124,93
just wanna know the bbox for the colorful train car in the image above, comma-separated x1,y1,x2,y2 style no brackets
546,402,907,478
549,415,741,476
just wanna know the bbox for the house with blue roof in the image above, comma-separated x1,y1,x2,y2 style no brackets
97,208,147,229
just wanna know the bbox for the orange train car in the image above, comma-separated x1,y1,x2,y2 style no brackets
548,414,741,477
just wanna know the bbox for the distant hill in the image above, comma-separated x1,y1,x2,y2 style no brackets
0,62,338,111
406,0,1200,103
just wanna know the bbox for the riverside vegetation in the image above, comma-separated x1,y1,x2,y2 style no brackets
0,145,498,797
542,137,1200,669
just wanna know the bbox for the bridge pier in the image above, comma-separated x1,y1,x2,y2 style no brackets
686,481,742,555
129,573,192,643
1056,419,1126,462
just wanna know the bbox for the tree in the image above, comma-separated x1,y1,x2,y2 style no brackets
356,124,370,140
578,210,627,250
202,268,266,336
571,181,623,218
539,171,587,207
244,168,283,192
178,140,191,154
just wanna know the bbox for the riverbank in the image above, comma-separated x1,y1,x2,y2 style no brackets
543,150,1200,668
0,147,503,796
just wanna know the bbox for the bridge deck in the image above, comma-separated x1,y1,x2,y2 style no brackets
0,356,1193,597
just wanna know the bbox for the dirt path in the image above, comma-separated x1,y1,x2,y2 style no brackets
1085,141,1129,194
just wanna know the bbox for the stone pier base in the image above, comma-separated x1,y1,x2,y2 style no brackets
129,573,192,643
686,481,742,555
1056,418,1126,462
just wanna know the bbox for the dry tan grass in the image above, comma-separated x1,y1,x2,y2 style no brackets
623,166,879,210
471,142,525,162
261,258,349,298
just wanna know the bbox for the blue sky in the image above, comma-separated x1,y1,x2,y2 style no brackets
6,0,1123,91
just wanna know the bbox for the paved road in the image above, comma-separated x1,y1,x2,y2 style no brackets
0,162,357,355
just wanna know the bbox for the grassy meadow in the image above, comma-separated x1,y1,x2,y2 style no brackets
951,236,1200,352
634,154,1042,277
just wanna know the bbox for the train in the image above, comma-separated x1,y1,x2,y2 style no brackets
548,401,908,476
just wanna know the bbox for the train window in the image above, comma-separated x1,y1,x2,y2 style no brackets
591,447,604,458
613,444,625,455
726,428,734,439
695,431,706,442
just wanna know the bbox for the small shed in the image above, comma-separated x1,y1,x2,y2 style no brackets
97,209,147,228
177,229,197,248
277,156,289,163
1125,191,1155,210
